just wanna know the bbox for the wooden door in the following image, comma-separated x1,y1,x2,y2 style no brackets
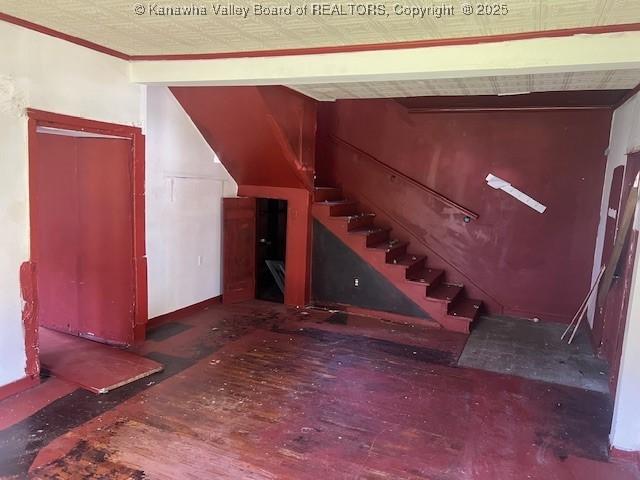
76,138,135,344
33,133,135,345
593,165,624,346
598,152,640,396
34,134,81,335
223,197,256,303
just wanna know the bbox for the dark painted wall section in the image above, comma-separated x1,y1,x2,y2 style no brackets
316,99,612,322
312,220,428,318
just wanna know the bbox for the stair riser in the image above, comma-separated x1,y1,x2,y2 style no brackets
314,188,343,202
384,244,408,263
347,215,375,231
386,257,425,276
329,204,359,216
365,230,390,246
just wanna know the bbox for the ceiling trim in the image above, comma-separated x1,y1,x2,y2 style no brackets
130,23,640,61
0,12,129,59
1,11,640,62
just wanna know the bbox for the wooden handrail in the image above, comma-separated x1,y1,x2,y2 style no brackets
329,135,479,220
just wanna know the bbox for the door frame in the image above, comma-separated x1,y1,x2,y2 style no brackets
236,185,311,307
23,109,147,378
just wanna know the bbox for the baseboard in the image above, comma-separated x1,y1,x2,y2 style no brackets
610,447,640,467
311,302,440,329
0,375,40,402
147,296,222,329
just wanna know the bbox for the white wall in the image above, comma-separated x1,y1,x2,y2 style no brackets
145,86,236,318
0,21,143,387
606,91,640,451
0,23,236,389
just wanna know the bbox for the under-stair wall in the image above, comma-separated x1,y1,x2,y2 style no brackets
315,99,612,323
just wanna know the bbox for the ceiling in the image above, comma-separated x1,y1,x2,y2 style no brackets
1,0,640,56
289,69,640,100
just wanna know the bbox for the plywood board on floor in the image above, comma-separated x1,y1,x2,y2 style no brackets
39,328,163,394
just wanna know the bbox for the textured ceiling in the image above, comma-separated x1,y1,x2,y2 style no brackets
1,0,640,56
289,69,640,100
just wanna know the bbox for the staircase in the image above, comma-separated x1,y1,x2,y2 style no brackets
312,187,482,333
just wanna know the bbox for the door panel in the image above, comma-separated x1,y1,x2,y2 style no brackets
593,165,624,346
77,138,134,344
598,152,640,396
34,134,80,334
33,133,135,345
223,197,256,303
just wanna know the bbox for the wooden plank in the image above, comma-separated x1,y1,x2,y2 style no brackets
39,328,163,394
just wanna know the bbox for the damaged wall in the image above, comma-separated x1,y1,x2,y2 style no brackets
0,20,142,387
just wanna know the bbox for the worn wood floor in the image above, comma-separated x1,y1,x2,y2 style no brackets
0,301,638,479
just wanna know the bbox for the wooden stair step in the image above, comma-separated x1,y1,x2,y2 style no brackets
449,297,482,321
389,254,426,275
314,187,343,202
370,239,409,261
426,283,463,303
322,200,359,216
407,268,444,288
349,227,390,246
345,213,376,230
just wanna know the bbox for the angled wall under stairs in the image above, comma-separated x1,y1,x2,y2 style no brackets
312,187,482,333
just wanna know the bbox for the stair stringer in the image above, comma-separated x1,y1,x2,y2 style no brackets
313,199,480,333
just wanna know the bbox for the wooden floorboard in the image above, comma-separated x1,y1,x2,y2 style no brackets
0,301,638,479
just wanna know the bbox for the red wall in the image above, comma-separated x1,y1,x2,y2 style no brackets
316,99,612,322
171,86,316,189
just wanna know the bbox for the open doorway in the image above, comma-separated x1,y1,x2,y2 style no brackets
23,110,150,391
255,198,288,303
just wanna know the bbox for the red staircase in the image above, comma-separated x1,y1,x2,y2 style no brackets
313,187,482,333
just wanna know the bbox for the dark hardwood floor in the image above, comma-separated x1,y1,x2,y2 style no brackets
0,301,638,479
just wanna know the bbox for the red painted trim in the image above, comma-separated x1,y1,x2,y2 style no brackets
238,185,312,307
0,375,40,402
147,296,222,329
610,447,640,467
2,11,639,61
26,110,148,370
20,261,39,377
131,23,640,60
0,12,129,60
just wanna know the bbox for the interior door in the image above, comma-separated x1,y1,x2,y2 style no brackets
592,165,624,346
34,134,81,335
598,152,640,396
34,132,135,345
223,197,256,303
76,137,135,344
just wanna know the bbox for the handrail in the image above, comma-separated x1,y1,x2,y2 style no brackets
329,135,479,220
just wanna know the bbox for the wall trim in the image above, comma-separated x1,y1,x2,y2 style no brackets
2,12,640,61
147,296,222,328
0,375,40,402
312,302,441,329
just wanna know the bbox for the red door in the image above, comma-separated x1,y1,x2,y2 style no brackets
34,133,135,345
597,152,640,396
592,165,624,346
223,197,256,303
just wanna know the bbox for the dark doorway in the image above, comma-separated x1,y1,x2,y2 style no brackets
255,198,288,303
